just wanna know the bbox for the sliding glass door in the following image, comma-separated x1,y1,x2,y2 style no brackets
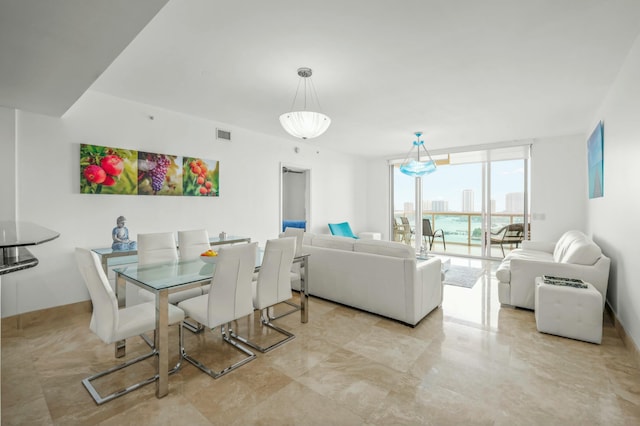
391,144,530,258
486,157,529,257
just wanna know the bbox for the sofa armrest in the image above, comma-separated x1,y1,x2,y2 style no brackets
415,257,443,317
520,240,555,253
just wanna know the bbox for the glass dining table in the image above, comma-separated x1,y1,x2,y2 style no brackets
113,250,310,398
92,235,252,276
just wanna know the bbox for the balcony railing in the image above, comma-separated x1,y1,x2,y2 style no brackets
393,211,530,255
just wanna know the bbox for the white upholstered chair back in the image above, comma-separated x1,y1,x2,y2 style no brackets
137,232,204,305
283,227,304,257
254,237,296,310
75,248,119,343
178,229,211,260
137,232,178,265
207,242,257,327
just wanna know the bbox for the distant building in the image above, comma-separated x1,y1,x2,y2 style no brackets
431,200,449,212
462,189,474,212
491,199,496,213
403,202,414,214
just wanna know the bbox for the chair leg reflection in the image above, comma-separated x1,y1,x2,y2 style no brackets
180,321,256,379
231,308,295,353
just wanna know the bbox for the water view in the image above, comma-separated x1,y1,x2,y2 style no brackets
394,212,527,247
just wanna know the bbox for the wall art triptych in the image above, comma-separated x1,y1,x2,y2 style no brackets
80,144,219,197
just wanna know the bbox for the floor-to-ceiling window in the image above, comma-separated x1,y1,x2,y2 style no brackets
391,143,530,258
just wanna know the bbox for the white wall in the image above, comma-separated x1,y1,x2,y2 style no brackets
530,134,588,241
365,158,392,239
589,32,640,349
1,91,367,317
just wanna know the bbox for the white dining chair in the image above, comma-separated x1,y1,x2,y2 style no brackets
177,229,211,260
178,229,213,297
178,242,258,378
75,248,185,405
137,231,179,264
232,237,296,352
137,232,203,305
274,227,305,319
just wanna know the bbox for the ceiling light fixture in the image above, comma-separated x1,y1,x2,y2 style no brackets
279,67,331,139
399,132,437,177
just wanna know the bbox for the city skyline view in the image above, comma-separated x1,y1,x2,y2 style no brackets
394,159,527,214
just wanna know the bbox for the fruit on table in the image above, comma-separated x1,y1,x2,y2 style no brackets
201,249,218,257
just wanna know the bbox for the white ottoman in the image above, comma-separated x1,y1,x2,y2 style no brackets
534,277,603,344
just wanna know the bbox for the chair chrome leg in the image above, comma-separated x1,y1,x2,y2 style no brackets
182,318,205,334
169,324,183,374
140,332,155,349
180,322,255,379
82,349,158,405
268,299,301,320
231,309,295,353
83,324,183,405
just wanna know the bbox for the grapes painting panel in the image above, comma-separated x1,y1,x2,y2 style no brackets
80,144,138,194
182,157,219,197
137,152,183,196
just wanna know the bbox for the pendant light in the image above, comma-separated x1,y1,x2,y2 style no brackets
399,132,437,177
279,67,331,139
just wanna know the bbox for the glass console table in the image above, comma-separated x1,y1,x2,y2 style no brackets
417,253,451,272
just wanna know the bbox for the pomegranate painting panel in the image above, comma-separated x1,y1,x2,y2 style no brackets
80,144,138,195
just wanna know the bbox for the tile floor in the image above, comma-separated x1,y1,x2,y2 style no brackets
2,257,640,425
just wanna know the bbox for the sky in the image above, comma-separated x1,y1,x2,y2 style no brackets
394,159,527,213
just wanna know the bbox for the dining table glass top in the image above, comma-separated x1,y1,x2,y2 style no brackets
114,259,215,290
113,251,266,291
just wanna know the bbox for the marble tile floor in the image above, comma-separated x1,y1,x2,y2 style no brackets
2,257,640,425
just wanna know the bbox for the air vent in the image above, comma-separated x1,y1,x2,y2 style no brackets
216,128,231,141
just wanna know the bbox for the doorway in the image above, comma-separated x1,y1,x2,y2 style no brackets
280,163,310,233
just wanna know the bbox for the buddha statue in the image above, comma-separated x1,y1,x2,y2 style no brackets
111,216,137,251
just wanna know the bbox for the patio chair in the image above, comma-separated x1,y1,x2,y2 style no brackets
490,223,525,256
393,218,412,244
399,217,415,243
422,218,446,250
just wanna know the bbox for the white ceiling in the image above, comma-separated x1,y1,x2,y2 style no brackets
3,1,640,158
0,0,168,116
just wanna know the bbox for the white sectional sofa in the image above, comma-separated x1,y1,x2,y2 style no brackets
497,230,610,310
296,234,443,326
